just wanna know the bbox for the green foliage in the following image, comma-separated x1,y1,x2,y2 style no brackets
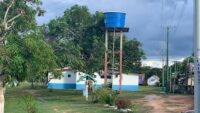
1,34,26,82
46,5,145,74
140,66,162,82
0,0,50,86
48,88,53,92
51,70,62,79
82,36,105,72
0,31,60,86
23,32,59,87
170,56,194,75
92,88,118,106
53,39,84,69
0,0,44,35
123,39,145,73
116,99,132,109
46,5,105,73
22,95,38,113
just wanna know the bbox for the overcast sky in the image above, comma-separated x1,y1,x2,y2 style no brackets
37,0,194,67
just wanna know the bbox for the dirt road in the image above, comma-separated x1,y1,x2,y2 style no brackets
135,94,193,113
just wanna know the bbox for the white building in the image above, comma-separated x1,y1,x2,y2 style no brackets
48,69,139,91
48,70,81,89
112,73,139,91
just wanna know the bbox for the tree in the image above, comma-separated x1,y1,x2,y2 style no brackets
81,35,105,72
0,0,45,82
46,5,145,74
107,35,145,73
0,0,44,45
52,39,84,70
24,32,59,88
1,31,59,88
139,66,162,83
1,34,26,84
123,39,145,73
170,56,194,75
0,0,44,112
46,5,105,73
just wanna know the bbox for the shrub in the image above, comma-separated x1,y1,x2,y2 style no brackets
48,88,53,92
22,95,38,113
116,99,132,109
91,88,118,106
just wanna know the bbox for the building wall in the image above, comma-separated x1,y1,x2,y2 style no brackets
48,70,77,89
93,72,112,88
93,72,104,86
48,71,95,90
112,73,139,91
75,72,87,89
48,70,139,91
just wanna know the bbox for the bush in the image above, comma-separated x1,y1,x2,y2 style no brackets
116,99,132,109
91,91,100,103
22,95,38,113
91,88,118,106
48,88,53,92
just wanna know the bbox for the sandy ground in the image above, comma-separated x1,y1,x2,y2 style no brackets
134,94,193,113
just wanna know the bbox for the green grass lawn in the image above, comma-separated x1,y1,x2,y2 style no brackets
5,84,161,113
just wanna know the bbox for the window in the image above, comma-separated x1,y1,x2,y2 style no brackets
68,74,71,78
100,76,111,79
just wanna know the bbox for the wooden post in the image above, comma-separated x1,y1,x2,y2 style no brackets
104,30,108,85
119,31,123,94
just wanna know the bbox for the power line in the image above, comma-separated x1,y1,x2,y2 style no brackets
170,2,178,26
161,0,164,27
173,1,187,35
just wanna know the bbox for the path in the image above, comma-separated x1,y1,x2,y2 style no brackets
134,94,193,113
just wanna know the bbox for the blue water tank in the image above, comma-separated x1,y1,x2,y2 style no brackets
104,12,126,28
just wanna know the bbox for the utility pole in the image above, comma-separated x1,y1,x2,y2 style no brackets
164,26,170,93
194,1,200,112
173,61,177,94
169,66,172,92
161,51,165,91
166,26,169,93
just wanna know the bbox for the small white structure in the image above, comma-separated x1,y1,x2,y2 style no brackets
48,70,103,90
147,75,160,86
112,73,139,91
48,70,80,89
48,69,139,91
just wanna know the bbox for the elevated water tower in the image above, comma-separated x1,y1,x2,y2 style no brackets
103,12,129,93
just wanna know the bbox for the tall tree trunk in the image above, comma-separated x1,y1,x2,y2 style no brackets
31,75,35,88
0,87,4,113
31,78,34,88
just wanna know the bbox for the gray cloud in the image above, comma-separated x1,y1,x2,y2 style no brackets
37,0,194,60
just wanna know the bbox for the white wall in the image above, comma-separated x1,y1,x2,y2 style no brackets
112,73,139,86
75,72,86,84
49,70,76,84
93,72,104,85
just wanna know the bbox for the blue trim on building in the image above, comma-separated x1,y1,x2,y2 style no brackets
48,83,138,91
76,84,103,89
48,83,76,89
95,84,103,88
76,84,85,90
112,85,139,91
